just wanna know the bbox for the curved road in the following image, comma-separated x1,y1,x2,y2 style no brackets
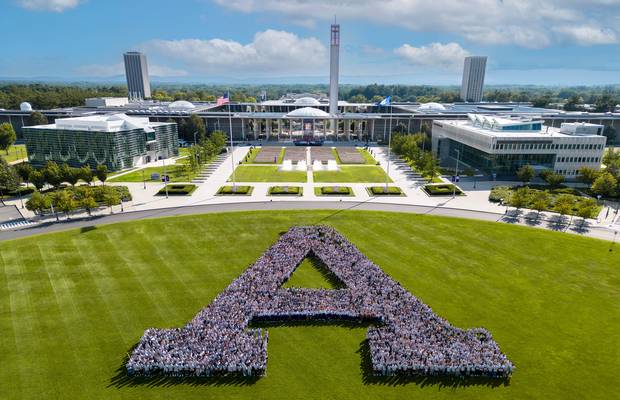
1,201,618,242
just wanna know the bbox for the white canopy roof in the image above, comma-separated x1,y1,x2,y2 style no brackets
286,107,330,118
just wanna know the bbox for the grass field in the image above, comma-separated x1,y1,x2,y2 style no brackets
0,144,27,163
314,166,392,183
230,165,307,182
109,162,193,183
0,210,618,400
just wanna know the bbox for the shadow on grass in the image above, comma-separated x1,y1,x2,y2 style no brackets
80,225,97,233
108,350,260,389
356,339,511,389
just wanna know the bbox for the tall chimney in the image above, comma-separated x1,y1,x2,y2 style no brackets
329,23,340,122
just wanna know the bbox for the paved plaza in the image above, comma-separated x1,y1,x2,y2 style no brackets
1,145,618,241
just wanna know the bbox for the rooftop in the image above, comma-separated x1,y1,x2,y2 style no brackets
26,113,169,133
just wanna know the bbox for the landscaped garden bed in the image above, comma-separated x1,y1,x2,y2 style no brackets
367,186,405,196
315,186,353,196
423,184,464,196
217,185,253,195
268,186,303,196
157,184,197,196
489,185,601,218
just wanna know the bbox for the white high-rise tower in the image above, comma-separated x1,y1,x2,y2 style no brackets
461,56,487,102
329,23,340,132
124,51,151,100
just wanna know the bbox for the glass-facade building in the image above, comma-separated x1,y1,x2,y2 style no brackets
432,116,607,179
23,116,178,172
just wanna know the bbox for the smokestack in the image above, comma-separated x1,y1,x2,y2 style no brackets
329,22,340,119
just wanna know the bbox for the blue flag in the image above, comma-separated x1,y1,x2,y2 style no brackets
378,96,391,106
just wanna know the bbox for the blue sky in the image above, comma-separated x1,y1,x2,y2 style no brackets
3,0,620,85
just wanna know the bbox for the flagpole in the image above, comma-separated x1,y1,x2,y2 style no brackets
227,90,236,189
386,97,392,190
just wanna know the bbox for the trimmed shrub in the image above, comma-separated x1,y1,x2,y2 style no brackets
157,184,196,196
269,186,302,195
369,186,403,195
424,184,463,196
217,185,253,195
320,186,352,195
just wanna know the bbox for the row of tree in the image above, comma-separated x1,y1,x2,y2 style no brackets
26,185,124,218
5,83,620,111
508,187,598,224
390,133,441,181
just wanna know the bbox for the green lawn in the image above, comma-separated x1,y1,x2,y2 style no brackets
109,163,194,183
314,166,392,183
0,210,618,400
283,255,343,289
0,144,27,163
230,165,307,182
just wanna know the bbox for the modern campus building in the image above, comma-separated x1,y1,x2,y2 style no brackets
22,114,178,171
124,52,151,100
461,56,487,102
431,114,606,178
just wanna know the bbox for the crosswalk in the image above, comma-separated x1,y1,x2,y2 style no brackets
0,219,38,231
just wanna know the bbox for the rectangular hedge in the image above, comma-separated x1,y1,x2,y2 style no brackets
424,184,463,196
157,184,197,196
368,186,404,196
269,186,303,195
318,186,353,195
217,185,253,195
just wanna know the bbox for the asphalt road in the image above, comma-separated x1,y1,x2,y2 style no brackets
0,201,617,242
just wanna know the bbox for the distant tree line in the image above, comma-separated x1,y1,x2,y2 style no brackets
4,83,620,110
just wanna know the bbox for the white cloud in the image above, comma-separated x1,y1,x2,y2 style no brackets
75,63,188,78
17,0,82,12
553,25,618,45
144,30,327,75
395,42,470,70
213,0,620,48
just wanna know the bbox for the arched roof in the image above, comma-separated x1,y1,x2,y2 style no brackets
286,107,330,118
294,97,321,106
168,100,196,110
418,102,447,111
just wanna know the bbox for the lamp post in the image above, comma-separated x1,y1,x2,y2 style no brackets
142,169,146,190
163,159,168,199
385,100,393,191
453,149,461,198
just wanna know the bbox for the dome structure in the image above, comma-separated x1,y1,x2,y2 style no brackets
168,100,196,110
20,102,33,112
418,102,447,111
286,107,330,118
293,97,321,106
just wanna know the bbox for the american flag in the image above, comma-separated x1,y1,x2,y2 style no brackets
216,92,230,106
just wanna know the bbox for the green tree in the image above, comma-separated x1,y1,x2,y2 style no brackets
591,172,618,198
510,188,530,211
577,167,600,185
61,164,79,186
187,114,206,140
531,190,551,217
563,95,582,111
28,170,45,191
29,111,48,126
210,131,227,151
26,190,46,214
79,194,97,216
53,190,76,218
103,187,120,214
0,122,17,154
43,161,62,188
96,165,108,186
80,166,94,185
576,198,598,226
516,164,535,185
0,158,19,196
14,163,33,184
544,172,565,187
420,153,440,182
554,194,575,222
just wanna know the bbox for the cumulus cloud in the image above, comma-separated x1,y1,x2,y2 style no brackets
213,0,620,48
17,0,82,12
395,42,470,70
75,63,188,78
144,30,327,75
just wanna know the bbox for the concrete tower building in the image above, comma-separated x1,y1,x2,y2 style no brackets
329,23,340,132
123,52,151,100
460,56,487,102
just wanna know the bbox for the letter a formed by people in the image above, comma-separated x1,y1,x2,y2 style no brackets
127,226,513,378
